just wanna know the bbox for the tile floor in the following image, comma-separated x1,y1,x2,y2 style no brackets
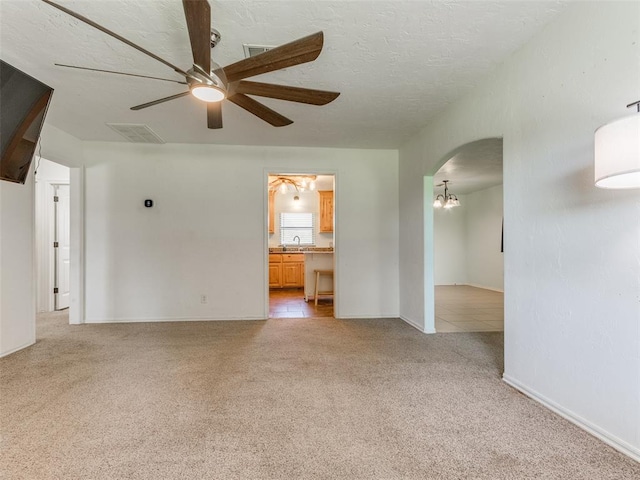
269,288,334,318
435,285,504,333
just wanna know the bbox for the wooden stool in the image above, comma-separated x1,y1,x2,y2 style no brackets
313,269,334,306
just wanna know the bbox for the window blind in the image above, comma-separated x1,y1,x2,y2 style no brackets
280,212,314,245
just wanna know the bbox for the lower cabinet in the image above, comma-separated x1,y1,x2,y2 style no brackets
268,263,282,288
269,253,304,288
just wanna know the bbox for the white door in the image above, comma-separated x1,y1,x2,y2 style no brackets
54,184,70,310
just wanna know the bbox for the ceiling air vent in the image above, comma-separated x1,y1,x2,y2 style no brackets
243,44,274,58
106,123,165,144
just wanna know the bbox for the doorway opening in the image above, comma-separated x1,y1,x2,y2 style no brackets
428,138,504,334
267,173,335,318
35,158,71,313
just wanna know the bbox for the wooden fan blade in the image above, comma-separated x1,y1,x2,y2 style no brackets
223,32,324,83
207,103,223,129
234,81,340,105
182,0,211,74
228,94,293,127
42,0,189,77
130,91,191,110
55,64,187,84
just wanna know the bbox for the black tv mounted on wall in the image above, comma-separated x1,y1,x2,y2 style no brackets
0,60,54,184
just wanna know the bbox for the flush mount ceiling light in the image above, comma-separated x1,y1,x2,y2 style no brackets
186,64,226,103
595,100,640,189
433,180,460,209
269,175,317,194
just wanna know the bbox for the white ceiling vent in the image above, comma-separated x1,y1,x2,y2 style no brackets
243,44,275,58
106,123,165,144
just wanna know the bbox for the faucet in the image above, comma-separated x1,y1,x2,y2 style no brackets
293,236,301,246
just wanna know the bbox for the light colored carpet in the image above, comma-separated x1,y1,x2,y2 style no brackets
1,311,638,479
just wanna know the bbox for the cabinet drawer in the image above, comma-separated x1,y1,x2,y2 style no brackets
269,254,282,263
282,253,304,263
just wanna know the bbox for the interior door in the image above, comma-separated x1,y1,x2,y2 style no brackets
54,184,70,310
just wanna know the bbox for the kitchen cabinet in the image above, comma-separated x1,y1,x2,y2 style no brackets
319,190,333,233
268,190,275,234
269,253,304,288
268,263,281,288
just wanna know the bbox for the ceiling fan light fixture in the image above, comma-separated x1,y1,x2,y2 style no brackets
191,84,226,103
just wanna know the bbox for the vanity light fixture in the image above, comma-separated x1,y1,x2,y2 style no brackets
595,100,640,189
433,180,460,209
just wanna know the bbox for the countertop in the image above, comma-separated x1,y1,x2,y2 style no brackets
269,247,334,254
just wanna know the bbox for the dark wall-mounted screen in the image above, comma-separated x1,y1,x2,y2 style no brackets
1,60,54,184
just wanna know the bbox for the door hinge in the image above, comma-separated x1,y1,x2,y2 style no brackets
53,242,59,248
53,287,59,294
53,196,59,202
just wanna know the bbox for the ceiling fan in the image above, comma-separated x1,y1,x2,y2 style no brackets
41,0,340,129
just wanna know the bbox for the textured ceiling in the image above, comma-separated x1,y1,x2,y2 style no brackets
434,138,503,194
0,1,567,149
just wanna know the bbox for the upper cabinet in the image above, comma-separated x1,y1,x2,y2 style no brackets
318,190,334,233
268,190,275,234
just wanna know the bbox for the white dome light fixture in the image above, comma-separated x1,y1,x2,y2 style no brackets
595,101,640,189
191,85,225,103
186,62,227,104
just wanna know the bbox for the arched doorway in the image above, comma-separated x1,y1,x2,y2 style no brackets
425,138,504,333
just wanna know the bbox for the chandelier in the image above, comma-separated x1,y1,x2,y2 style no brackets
433,180,460,209
269,175,317,194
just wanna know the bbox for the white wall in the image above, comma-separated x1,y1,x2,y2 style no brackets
0,171,36,357
434,185,504,291
270,187,334,248
399,2,640,459
0,123,83,356
433,198,467,285
81,142,398,322
465,185,503,291
35,159,70,312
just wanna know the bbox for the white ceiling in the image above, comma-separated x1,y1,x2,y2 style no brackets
434,138,503,194
0,1,567,149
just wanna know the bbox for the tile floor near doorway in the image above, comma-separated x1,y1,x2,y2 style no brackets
269,288,333,318
435,285,504,332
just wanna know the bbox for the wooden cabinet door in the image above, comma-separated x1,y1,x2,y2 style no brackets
269,263,282,288
282,263,300,287
268,190,275,234
319,190,333,233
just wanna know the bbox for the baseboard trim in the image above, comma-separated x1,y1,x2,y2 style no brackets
503,374,640,462
85,316,266,324
466,283,504,293
0,340,35,358
337,314,399,320
399,316,436,334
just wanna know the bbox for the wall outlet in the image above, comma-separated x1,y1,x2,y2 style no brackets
200,295,207,304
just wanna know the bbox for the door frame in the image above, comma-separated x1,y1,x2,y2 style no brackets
53,183,71,310
263,168,339,318
37,179,69,312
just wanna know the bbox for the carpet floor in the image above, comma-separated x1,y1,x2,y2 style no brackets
1,311,638,479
